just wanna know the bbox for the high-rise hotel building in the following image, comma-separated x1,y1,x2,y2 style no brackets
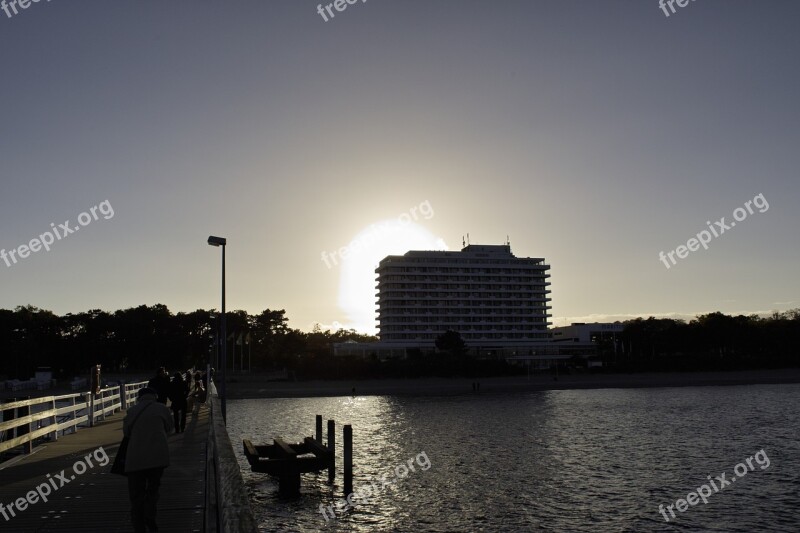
375,244,551,347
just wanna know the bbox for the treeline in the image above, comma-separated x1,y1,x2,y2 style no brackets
1,306,798,381
612,311,800,371
0,304,375,380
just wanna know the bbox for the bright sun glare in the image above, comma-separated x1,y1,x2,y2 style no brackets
338,220,448,334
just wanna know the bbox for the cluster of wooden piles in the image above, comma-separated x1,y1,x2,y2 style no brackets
242,415,353,498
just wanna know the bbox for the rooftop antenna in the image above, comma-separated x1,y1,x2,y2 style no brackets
467,233,470,245
506,235,510,246
462,235,465,247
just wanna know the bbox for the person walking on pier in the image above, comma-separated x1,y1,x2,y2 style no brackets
123,387,174,532
168,371,189,433
147,367,170,405
188,371,206,414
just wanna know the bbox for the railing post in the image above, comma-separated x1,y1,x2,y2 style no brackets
50,398,58,441
89,392,95,428
95,389,106,422
120,382,127,411
2,399,16,444
17,397,32,454
71,396,78,433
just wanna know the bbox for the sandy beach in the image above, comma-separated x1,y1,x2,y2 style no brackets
224,368,800,399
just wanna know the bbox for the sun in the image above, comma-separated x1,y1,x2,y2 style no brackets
338,220,448,335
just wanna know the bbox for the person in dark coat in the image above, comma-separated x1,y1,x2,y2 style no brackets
147,367,170,405
167,372,189,433
123,387,173,533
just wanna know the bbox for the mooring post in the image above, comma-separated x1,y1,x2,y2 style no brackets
343,424,353,496
327,419,335,483
316,415,322,444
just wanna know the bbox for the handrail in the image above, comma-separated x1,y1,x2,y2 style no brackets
0,380,148,456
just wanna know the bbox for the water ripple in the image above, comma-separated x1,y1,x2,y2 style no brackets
227,384,800,532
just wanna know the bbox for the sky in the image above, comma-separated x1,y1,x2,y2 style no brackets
1,1,798,335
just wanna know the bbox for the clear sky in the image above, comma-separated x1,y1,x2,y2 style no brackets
1,1,798,335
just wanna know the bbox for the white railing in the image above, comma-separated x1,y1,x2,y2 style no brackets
0,380,148,456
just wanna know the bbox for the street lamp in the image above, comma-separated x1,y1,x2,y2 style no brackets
207,235,227,422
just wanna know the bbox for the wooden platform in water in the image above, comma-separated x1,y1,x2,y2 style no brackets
0,405,209,532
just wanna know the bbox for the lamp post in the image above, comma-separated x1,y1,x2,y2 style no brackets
207,235,227,422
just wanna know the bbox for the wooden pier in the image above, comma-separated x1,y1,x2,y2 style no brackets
0,382,257,532
0,403,208,531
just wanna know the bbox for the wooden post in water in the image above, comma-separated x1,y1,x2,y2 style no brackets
327,419,335,483
316,415,322,444
273,437,300,498
343,424,353,496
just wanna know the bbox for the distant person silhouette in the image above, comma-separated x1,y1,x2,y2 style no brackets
147,367,170,405
123,387,173,532
167,372,189,433
188,371,206,414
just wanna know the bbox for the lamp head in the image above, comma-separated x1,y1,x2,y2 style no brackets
207,236,227,247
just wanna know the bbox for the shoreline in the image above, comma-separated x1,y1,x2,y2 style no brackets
225,368,800,399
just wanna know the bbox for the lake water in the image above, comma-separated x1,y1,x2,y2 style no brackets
227,384,800,532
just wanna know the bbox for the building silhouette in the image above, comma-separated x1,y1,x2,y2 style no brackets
376,244,551,346
335,243,615,366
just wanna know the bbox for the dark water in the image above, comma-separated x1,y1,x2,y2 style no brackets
227,384,800,532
